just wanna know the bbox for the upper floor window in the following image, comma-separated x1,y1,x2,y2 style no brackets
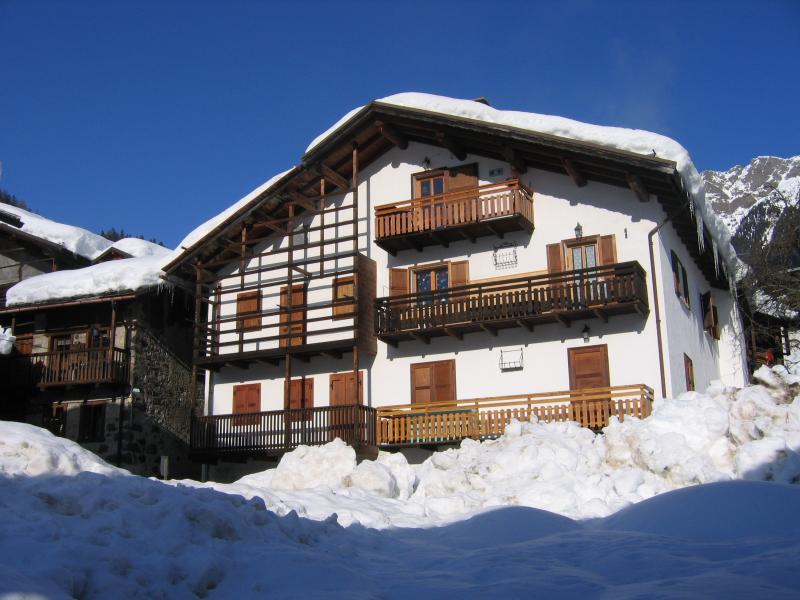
236,291,261,332
417,173,445,199
670,251,690,307
332,276,356,319
701,292,720,340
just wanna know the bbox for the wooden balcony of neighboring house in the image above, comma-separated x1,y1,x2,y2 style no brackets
376,384,655,446
21,347,131,388
374,179,534,254
189,404,377,462
376,261,649,345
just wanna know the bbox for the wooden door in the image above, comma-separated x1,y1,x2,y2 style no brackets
568,345,610,390
329,371,364,442
411,360,456,406
568,345,610,428
279,284,306,347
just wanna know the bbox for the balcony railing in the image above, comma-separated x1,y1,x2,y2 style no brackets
23,347,130,388
374,179,534,253
376,384,654,445
190,404,377,460
376,261,648,343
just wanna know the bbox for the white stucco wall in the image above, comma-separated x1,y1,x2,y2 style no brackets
206,141,747,413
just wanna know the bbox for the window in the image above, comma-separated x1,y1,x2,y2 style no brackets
332,276,355,319
414,265,449,304
670,251,690,307
701,292,720,340
78,402,106,442
417,173,445,199
410,360,456,406
236,291,261,332
232,383,261,425
684,354,695,392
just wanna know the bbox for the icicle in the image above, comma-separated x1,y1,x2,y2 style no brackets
688,196,695,218
712,240,720,277
695,216,705,252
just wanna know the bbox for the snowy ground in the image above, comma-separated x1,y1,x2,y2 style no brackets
1,362,799,598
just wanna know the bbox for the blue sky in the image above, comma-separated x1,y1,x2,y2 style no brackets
1,0,798,247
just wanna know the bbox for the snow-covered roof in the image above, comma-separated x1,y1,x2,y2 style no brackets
161,169,293,270
0,203,112,260
96,237,171,261
308,92,737,272
5,255,166,307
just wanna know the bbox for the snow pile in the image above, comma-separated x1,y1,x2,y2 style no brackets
307,92,737,271
101,237,171,259
0,204,111,260
0,327,15,355
6,255,166,306
2,422,800,597
204,362,800,526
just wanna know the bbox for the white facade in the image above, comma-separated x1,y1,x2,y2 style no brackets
204,140,747,416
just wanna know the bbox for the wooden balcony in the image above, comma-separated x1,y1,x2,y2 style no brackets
377,384,654,446
374,179,534,254
376,262,648,345
190,404,377,461
24,348,130,388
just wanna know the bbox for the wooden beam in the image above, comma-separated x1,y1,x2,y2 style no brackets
374,120,408,149
479,323,498,336
591,308,608,323
288,191,317,212
435,131,467,161
431,232,449,248
626,173,649,202
515,319,534,332
291,264,311,278
410,332,430,344
502,147,527,174
322,350,342,359
554,313,571,327
562,158,587,187
257,357,280,366
443,327,463,340
313,163,350,191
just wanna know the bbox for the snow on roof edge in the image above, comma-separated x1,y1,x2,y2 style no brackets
304,92,738,274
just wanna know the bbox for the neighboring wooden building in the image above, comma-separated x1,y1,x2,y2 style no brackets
0,235,200,478
163,93,748,479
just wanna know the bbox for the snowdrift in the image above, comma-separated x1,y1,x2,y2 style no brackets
198,362,800,527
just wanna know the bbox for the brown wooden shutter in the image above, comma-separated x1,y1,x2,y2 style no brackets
450,260,469,288
330,371,363,405
332,276,356,319
233,383,260,424
280,285,306,347
670,251,682,296
446,163,478,192
237,291,261,332
684,354,695,391
411,360,456,405
547,243,564,273
598,235,617,265
287,378,314,410
701,292,720,339
390,268,408,296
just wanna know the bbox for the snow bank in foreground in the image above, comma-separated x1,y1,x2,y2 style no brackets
306,92,736,269
1,424,799,598
6,255,166,306
201,362,800,527
0,203,111,260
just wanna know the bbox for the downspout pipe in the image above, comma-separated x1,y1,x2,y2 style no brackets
648,217,671,399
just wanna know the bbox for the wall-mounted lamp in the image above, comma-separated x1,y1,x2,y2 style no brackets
574,222,583,239
582,324,590,343
422,156,432,170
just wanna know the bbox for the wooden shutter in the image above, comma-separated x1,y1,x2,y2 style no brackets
547,243,564,273
411,360,456,406
701,292,720,339
279,285,306,347
332,276,355,319
684,354,695,391
329,371,363,406
568,345,610,390
598,235,617,265
389,268,408,296
233,383,261,425
446,163,478,192
237,291,261,332
450,260,469,288
670,251,682,296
